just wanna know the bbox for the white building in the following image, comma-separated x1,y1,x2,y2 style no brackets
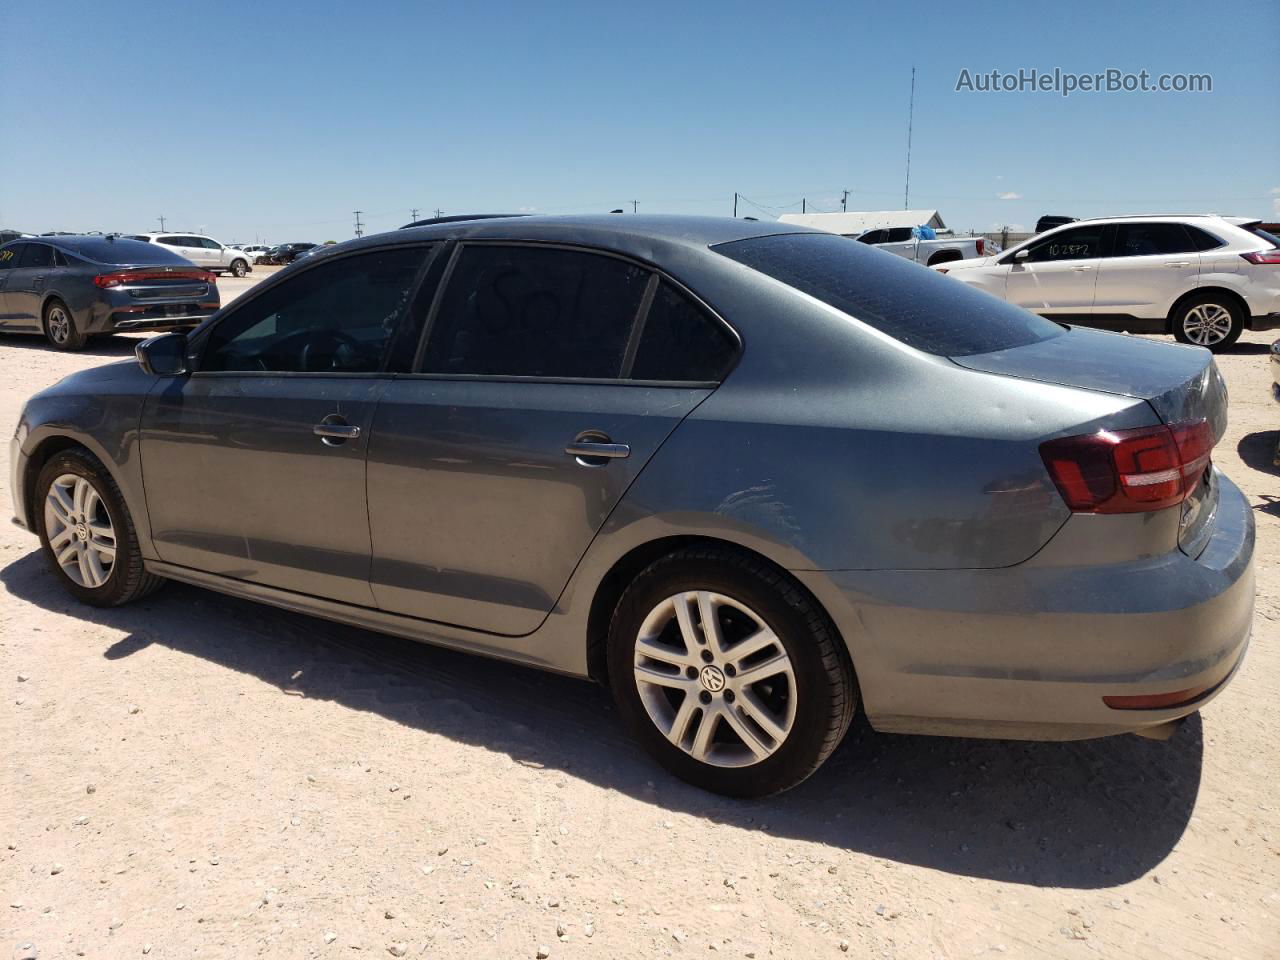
777,209,947,234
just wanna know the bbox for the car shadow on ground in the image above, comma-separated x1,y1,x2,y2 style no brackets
1,549,1202,890
0,332,142,358
1237,430,1280,479
1218,341,1274,355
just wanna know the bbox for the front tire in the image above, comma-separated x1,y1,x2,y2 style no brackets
607,546,856,797
43,299,85,351
36,448,165,607
1171,294,1243,352
230,258,249,278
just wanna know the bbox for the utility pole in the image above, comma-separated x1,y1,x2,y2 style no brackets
802,198,806,214
410,208,420,222
841,189,849,212
733,193,738,218
353,210,364,238
630,200,638,214
157,215,167,231
904,65,916,209
433,208,443,219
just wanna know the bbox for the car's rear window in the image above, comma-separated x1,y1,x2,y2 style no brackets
713,232,1064,357
1249,227,1280,249
64,237,190,265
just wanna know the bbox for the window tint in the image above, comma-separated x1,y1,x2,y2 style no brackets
201,247,427,374
1248,227,1280,249
53,249,72,268
630,281,736,382
199,237,222,249
421,245,649,378
1185,226,1225,251
18,243,55,269
158,236,183,246
885,227,914,243
1021,225,1105,262
1111,223,1198,257
856,230,887,244
0,244,21,269
714,232,1063,357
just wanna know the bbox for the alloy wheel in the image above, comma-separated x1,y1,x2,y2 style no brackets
632,591,796,768
1181,303,1233,346
43,474,116,589
46,305,71,345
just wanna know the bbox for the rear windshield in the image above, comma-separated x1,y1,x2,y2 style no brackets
1249,227,1280,249
713,232,1064,357
63,237,190,265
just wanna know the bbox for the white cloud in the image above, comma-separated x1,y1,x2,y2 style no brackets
997,192,1022,201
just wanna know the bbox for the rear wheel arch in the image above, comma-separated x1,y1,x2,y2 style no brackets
584,535,852,688
1167,286,1248,330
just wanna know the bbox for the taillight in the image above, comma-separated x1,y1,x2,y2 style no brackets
1039,419,1214,513
1241,250,1280,265
975,238,984,256
93,269,217,288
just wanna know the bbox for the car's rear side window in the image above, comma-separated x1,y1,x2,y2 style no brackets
421,245,649,378
17,243,55,269
630,280,736,382
714,232,1063,357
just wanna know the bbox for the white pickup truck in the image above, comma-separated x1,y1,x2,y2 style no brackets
847,226,985,266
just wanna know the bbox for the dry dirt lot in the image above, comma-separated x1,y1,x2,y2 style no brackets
2,276,1278,959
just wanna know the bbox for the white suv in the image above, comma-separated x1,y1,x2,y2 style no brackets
935,215,1280,352
131,233,253,278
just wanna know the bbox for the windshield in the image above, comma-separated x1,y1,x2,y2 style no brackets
713,232,1063,357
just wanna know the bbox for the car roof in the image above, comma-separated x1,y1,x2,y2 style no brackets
1068,214,1254,226
354,214,818,259
0,234,192,264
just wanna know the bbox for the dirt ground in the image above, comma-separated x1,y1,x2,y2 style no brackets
2,276,1278,959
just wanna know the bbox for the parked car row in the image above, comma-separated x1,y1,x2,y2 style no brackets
934,214,1280,352
7,214,1257,796
255,242,320,265
0,235,219,349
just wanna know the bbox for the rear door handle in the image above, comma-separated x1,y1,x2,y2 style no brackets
1070,265,1094,272
565,438,630,464
313,417,361,445
1165,261,1191,267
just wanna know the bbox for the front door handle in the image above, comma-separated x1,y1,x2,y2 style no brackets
1070,265,1094,272
565,434,630,466
314,416,361,445
1165,261,1191,268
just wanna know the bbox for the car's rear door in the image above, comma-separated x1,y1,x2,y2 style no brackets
1004,222,1107,316
140,243,435,605
6,241,56,328
1093,221,1202,321
365,242,739,635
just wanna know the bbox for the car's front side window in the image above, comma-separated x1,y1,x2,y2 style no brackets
1019,225,1106,263
200,247,428,374
419,245,649,379
0,243,21,269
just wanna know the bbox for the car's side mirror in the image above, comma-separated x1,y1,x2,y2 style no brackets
1014,249,1030,262
136,332,189,376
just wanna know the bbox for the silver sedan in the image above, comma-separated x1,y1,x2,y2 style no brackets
10,215,1254,796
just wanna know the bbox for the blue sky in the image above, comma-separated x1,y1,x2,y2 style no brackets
2,0,1276,243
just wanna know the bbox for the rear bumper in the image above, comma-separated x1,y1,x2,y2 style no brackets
798,470,1256,740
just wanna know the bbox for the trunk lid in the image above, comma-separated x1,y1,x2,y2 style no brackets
951,326,1228,556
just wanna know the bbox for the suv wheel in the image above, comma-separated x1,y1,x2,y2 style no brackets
1172,294,1243,352
35,448,165,607
607,546,856,797
43,299,85,351
229,258,249,278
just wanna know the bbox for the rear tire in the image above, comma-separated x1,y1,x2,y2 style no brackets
43,299,85,351
1171,294,1243,352
607,546,856,797
35,448,165,607
230,258,249,278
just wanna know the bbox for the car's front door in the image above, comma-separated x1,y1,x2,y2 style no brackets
365,243,739,635
198,237,228,269
1093,221,1202,322
1004,223,1108,316
140,244,433,605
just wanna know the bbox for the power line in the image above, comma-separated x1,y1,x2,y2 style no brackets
904,65,916,209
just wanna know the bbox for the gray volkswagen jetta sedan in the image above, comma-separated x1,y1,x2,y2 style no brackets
0,235,220,350
10,215,1255,796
